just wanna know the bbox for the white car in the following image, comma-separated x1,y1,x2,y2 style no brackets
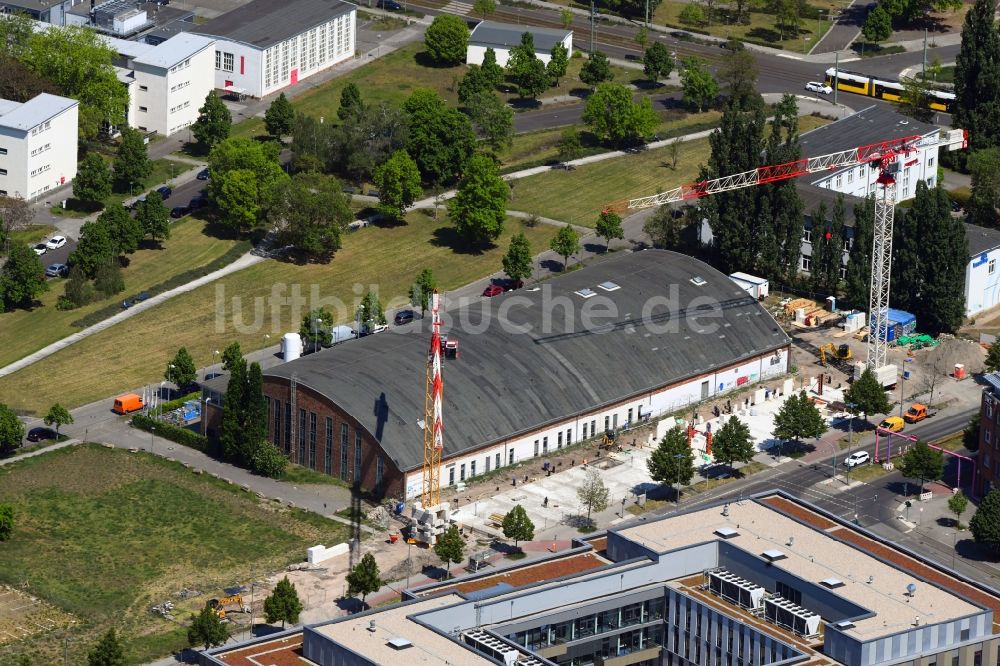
45,235,67,250
844,451,870,467
32,243,47,256
806,81,833,95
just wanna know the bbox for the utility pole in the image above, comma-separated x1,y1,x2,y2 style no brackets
590,2,596,54
833,51,839,107
922,29,928,81
645,0,649,27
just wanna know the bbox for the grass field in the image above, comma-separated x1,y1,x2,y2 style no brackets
509,113,830,226
0,214,559,414
0,217,243,370
0,444,348,664
6,224,58,251
50,158,192,218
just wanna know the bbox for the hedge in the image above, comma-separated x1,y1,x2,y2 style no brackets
131,413,209,453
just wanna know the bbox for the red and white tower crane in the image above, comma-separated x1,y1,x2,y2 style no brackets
621,128,968,385
422,290,444,508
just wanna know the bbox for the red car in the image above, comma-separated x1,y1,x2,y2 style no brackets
482,284,504,297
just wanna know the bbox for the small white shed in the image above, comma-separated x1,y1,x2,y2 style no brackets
729,272,769,300
466,21,573,67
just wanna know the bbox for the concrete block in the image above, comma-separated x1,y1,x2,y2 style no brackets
782,378,794,395
307,543,349,565
754,388,766,405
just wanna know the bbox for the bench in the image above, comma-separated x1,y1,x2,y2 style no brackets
488,513,505,526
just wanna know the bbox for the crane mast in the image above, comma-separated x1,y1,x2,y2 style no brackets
621,128,967,384
422,290,444,508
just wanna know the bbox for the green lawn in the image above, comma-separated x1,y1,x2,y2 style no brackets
50,158,192,218
509,113,830,226
7,224,58,250
0,214,559,414
0,216,243,370
0,444,349,664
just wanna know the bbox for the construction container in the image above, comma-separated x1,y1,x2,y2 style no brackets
870,308,916,341
729,272,769,300
841,310,866,333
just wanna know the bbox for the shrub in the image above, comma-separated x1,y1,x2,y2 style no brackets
131,413,209,452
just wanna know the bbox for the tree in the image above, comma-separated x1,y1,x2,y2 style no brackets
0,195,34,254
243,361,282,478
458,65,493,106
576,469,609,524
338,83,364,122
113,128,152,192
220,349,248,461
988,343,1000,373
434,524,466,578
547,42,569,86
679,3,706,24
844,195,875,310
0,243,47,311
502,232,533,283
680,58,719,112
268,172,351,257
466,92,514,153
755,94,803,283
192,91,232,150
561,7,574,28
900,76,935,123
403,89,476,184
712,416,756,472
222,341,243,372
301,307,334,351
424,15,470,65
21,25,128,139
969,148,1000,227
583,83,659,146
358,290,387,332
647,427,695,490
862,4,891,45
971,489,1000,551
954,0,1000,151
135,191,170,242
481,48,505,88
448,152,509,245
897,440,944,491
410,268,437,316
718,44,758,105
68,221,113,279
772,391,828,450
580,51,614,88
93,259,124,298
595,210,624,252
331,102,410,183
510,54,549,99
166,347,197,390
209,138,288,231
643,42,673,84
557,127,584,162
949,490,969,527
550,225,581,271
473,0,496,19
0,504,12,541
100,204,143,257
188,603,229,650
73,153,112,207
263,576,303,628
643,205,682,249
773,0,801,40
43,403,73,435
843,368,893,424
0,404,22,456
0,55,58,104
502,504,535,549
372,150,423,220
346,552,383,608
87,628,126,666
264,92,294,139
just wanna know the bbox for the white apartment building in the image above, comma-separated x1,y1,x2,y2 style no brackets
799,105,940,204
192,0,356,99
127,33,216,137
0,93,79,201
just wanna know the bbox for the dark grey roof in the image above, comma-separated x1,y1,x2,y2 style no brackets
191,0,354,49
265,250,790,472
469,20,571,52
964,223,1000,258
797,182,863,226
799,106,938,158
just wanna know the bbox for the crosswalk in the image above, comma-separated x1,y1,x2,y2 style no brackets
441,0,472,13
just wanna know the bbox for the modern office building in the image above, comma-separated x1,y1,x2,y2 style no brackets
191,0,356,99
203,492,1000,666
0,93,79,200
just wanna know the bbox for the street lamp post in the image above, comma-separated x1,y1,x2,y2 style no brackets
673,453,686,509
150,426,155,456
845,402,857,484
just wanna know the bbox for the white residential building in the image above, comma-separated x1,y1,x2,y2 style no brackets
963,224,1000,317
0,93,79,201
799,105,940,204
467,20,573,67
191,0,356,99
128,33,216,137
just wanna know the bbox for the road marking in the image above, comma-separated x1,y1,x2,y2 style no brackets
775,53,803,60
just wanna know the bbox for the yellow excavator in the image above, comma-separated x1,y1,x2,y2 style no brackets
208,594,250,619
818,343,852,367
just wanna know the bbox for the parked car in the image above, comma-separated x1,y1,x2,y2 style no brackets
805,81,833,95
112,393,144,415
482,284,504,297
377,0,402,9
361,323,388,336
501,278,524,292
26,427,58,442
45,263,69,278
156,186,173,199
45,235,67,250
32,243,47,256
844,451,871,467
196,168,210,181
189,195,208,209
903,403,935,423
394,309,416,325
170,206,188,218
877,416,905,433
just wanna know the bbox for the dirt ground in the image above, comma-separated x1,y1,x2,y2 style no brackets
0,586,74,648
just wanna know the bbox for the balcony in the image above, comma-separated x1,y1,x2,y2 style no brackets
596,644,662,666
